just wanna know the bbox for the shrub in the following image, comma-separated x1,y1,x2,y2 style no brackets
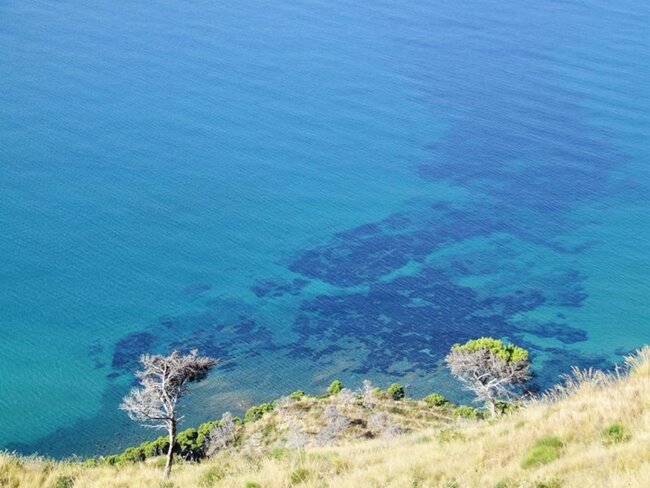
142,436,169,458
521,436,563,468
423,393,449,407
454,405,480,419
495,400,518,415
290,467,311,485
244,402,275,423
289,390,306,400
387,383,405,400
51,476,75,488
102,455,121,466
175,427,208,461
602,423,631,445
196,420,221,445
245,483,261,488
327,380,343,396
121,446,146,463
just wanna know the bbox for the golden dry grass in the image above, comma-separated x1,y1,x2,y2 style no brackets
2,347,649,488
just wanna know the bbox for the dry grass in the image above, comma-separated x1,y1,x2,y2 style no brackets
2,347,649,487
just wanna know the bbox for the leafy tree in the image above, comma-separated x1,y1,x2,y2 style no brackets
445,337,530,416
120,350,217,479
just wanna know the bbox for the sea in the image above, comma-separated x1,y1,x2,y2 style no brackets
1,0,648,457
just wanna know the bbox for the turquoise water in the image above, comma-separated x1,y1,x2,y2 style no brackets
1,0,648,457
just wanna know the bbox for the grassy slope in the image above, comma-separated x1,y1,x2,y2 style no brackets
2,348,649,488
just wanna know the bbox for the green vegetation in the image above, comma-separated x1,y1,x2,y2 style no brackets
450,337,529,363
602,423,631,445
290,467,311,485
387,383,406,400
521,436,564,468
423,393,449,407
289,390,307,400
245,402,276,423
454,405,481,419
2,343,647,487
446,337,531,417
326,380,343,396
53,476,75,488
90,418,225,466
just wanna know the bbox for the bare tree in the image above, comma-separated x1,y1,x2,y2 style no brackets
120,350,217,479
445,337,530,417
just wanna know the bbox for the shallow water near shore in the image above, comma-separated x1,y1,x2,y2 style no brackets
1,0,649,457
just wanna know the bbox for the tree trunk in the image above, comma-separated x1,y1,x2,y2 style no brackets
163,420,176,479
486,399,496,418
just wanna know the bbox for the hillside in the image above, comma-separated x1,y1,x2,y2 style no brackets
1,347,649,488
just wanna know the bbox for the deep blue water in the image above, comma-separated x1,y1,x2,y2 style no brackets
1,0,649,457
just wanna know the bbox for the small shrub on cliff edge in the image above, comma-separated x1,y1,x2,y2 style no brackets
387,383,405,400
327,380,343,396
424,393,449,407
289,390,306,400
244,402,275,423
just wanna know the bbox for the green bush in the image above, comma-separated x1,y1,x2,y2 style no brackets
289,390,306,400
245,402,276,423
142,436,169,458
454,405,480,419
245,483,261,488
494,400,518,415
602,423,631,445
121,446,146,463
387,383,405,400
326,380,343,396
93,417,222,467
51,476,75,488
423,393,449,407
102,454,121,466
196,420,221,445
176,427,206,460
521,436,563,468
290,468,311,485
